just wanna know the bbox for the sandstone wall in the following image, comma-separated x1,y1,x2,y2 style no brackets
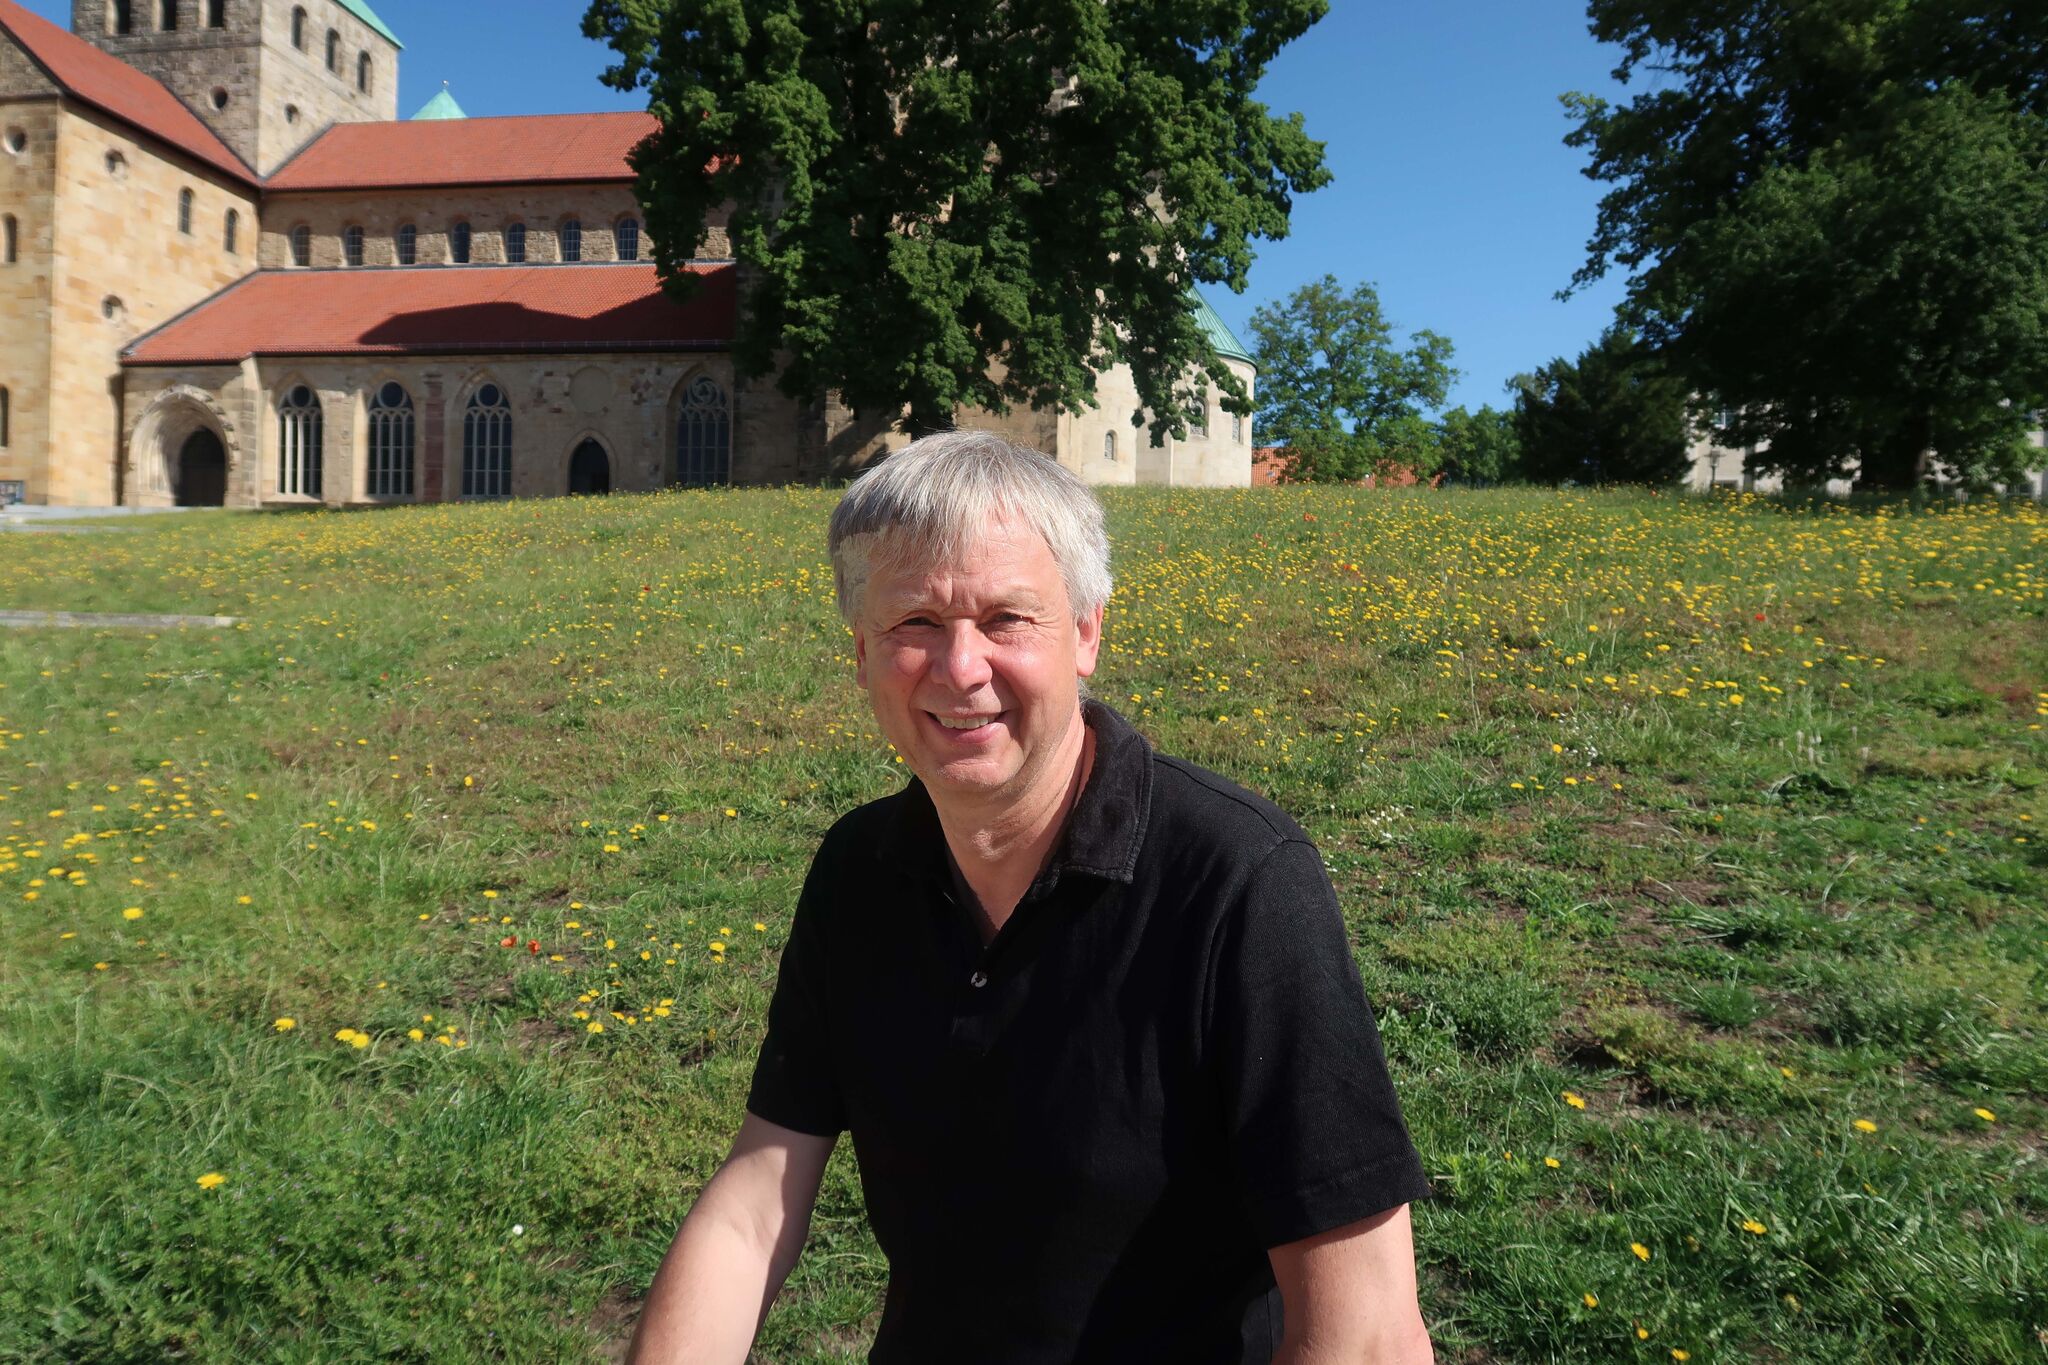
0,83,59,499
48,102,258,503
257,183,725,269
1055,354,1254,488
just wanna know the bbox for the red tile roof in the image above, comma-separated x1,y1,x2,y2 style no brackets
267,111,659,191
0,0,255,184
122,262,734,365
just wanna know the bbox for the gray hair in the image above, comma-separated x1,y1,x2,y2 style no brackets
829,429,1113,626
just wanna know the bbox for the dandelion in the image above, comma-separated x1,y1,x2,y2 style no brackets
273,1017,296,1031
196,1172,227,1190
1562,1091,1587,1110
1544,1157,1560,1169
1582,1292,1598,1308
1631,1242,1651,1262
1740,1219,1768,1235
1972,1107,1996,1123
723,808,738,818
1671,1351,1690,1362
408,1028,425,1042
1852,1118,1878,1134
236,895,252,905
587,1021,604,1034
122,907,143,920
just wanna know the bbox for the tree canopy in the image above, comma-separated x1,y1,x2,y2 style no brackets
1435,404,1520,485
1564,0,2048,490
1512,327,1691,486
583,0,1330,437
1247,275,1456,482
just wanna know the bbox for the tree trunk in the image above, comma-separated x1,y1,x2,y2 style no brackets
1857,413,1931,493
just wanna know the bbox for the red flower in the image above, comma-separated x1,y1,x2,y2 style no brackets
1754,612,1766,621
527,940,541,954
499,935,517,948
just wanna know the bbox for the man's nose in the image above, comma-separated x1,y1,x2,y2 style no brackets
930,621,993,691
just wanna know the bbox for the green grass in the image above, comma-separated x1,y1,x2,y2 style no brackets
0,486,2043,1362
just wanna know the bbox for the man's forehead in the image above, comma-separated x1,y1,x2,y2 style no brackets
863,520,1062,608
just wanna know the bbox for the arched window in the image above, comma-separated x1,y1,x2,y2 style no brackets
366,382,414,498
177,188,193,235
3,215,16,265
450,221,471,264
1232,413,1244,444
559,219,581,262
325,30,339,72
223,209,238,254
673,375,730,487
504,223,525,263
112,0,133,35
615,218,640,261
1103,431,1116,462
357,53,371,94
1,387,9,449
277,384,323,498
289,224,311,267
342,225,364,267
462,384,512,498
160,0,176,31
289,5,303,48
396,224,416,265
206,0,223,27
1192,387,1208,439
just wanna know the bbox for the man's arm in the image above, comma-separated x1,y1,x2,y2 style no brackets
625,1112,837,1365
1268,1203,1434,1365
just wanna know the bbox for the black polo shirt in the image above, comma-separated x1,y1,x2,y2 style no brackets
747,701,1429,1364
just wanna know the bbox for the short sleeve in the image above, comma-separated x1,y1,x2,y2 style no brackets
1205,838,1431,1249
744,851,847,1137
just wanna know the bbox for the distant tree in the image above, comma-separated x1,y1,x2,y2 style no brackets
1511,327,1689,486
1436,404,1520,484
1248,275,1456,482
584,0,1331,438
1564,0,2048,491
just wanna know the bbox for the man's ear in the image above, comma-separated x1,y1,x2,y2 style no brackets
1074,604,1105,679
853,624,869,690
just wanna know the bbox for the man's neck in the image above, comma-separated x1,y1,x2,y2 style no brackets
931,711,1096,942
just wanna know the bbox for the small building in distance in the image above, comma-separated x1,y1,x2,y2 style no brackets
0,0,1256,507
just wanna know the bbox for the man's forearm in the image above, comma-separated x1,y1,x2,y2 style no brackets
1270,1310,1435,1365
626,1191,808,1365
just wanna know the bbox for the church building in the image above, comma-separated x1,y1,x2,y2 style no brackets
0,0,1257,507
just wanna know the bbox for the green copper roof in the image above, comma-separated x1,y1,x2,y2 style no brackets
1191,289,1255,369
337,0,401,49
411,88,467,121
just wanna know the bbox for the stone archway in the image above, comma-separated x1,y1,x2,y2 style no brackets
174,429,227,506
568,439,611,495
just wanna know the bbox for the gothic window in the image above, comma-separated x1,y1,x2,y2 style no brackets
223,209,237,254
365,382,414,498
615,218,640,261
177,188,193,235
357,53,371,94
342,225,363,267
504,223,525,263
450,221,471,264
462,384,513,498
325,30,339,73
396,224,416,265
289,224,310,267
113,0,133,35
1,388,9,448
672,375,730,487
559,219,581,262
289,6,303,48
1103,431,1116,462
3,215,16,265
206,0,223,27
159,0,176,31
277,384,323,498
1192,387,1209,438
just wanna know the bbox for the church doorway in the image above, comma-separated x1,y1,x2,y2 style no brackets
173,428,227,506
567,439,611,495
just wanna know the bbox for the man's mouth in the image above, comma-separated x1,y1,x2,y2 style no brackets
931,712,1002,732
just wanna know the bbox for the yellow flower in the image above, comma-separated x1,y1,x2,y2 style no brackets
723,808,738,818
1544,1156,1561,1169
1630,1242,1651,1262
196,1172,227,1191
407,1028,425,1042
587,1021,605,1034
273,1017,296,1031
482,889,499,899
1972,1107,1996,1123
1740,1219,1768,1235
1672,1351,1690,1362
92,962,110,971
348,1033,369,1049
122,907,143,920
1582,1292,1598,1308
335,1028,358,1042
709,941,726,953
1852,1118,1878,1133
236,895,253,905
753,922,766,932
1562,1091,1587,1110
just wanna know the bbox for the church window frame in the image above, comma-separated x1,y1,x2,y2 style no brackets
277,383,324,499
112,0,133,35
3,215,16,265
1,388,10,449
289,224,311,267
396,224,416,266
365,382,415,499
1192,386,1209,439
615,217,640,261
559,219,582,262
289,6,304,49
1103,431,1117,462
357,53,371,95
450,221,471,264
342,225,364,267
223,209,238,254
177,188,193,235
462,383,514,499
206,0,223,27
159,0,176,32
504,222,526,263
325,30,339,74
672,374,731,488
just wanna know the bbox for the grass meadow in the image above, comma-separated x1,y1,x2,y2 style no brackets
0,486,2043,1364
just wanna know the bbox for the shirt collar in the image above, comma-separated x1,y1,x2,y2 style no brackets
879,699,1153,888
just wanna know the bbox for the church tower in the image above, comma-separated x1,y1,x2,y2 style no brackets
70,0,397,175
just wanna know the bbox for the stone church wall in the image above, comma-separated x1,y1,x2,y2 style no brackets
1055,355,1255,488
0,83,60,499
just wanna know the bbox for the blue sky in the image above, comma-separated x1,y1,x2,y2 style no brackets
25,0,1633,411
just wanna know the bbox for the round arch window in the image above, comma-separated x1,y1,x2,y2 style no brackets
3,128,25,155
102,295,125,321
210,87,229,110
287,384,315,408
378,381,407,408
476,384,502,409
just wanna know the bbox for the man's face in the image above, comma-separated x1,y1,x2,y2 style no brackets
853,515,1103,806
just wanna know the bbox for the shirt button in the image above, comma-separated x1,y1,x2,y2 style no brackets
969,970,989,988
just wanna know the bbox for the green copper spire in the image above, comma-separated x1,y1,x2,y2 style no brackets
336,0,401,48
1190,289,1255,370
411,85,467,121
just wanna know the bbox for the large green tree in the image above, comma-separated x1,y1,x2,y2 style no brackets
583,0,1330,437
1247,276,1456,482
1511,327,1691,486
1564,0,2048,491
1435,404,1521,484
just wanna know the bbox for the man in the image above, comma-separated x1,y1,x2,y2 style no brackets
629,431,1433,1364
